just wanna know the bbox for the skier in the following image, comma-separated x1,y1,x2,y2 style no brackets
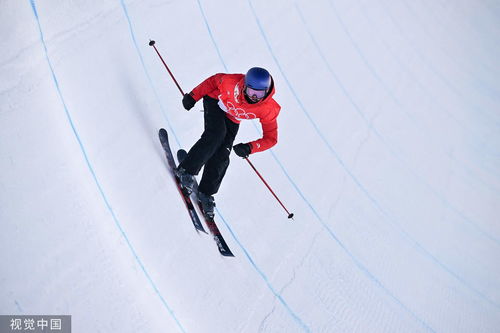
175,67,281,219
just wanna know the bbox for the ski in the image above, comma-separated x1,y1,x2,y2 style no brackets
177,149,234,257
158,128,206,234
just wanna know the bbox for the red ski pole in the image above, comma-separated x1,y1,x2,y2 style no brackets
149,40,184,96
244,157,294,219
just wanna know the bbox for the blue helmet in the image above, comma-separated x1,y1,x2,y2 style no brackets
245,67,271,91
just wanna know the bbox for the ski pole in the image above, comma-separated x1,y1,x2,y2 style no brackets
148,40,184,96
244,157,294,219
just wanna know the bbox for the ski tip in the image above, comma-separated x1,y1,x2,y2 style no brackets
221,251,235,257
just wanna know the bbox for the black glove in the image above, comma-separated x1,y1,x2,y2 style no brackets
182,93,196,111
233,143,251,158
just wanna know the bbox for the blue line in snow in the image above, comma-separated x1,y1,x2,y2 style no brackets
196,0,324,246
195,2,313,224
246,0,436,330
197,0,432,330
332,0,500,248
195,0,228,72
14,300,23,313
119,0,182,149
401,0,500,97
196,0,325,235
28,1,186,332
215,210,312,332
194,1,311,331
353,0,500,196
294,1,500,308
119,0,311,331
379,0,500,131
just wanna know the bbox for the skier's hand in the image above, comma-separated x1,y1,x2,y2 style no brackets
182,93,196,111
233,143,251,158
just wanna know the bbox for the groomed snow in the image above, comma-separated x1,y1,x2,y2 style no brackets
1,0,499,332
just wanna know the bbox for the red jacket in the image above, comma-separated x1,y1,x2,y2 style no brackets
190,73,280,154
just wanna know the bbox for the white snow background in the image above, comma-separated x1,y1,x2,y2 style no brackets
1,0,499,332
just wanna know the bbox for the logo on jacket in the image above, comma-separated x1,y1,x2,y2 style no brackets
226,101,256,119
218,96,257,120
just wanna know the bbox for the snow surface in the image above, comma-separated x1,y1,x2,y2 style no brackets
1,0,499,332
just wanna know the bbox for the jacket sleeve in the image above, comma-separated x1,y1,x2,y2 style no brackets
190,73,225,101
248,105,280,154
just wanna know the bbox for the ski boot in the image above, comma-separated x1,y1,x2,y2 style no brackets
174,167,195,195
198,192,216,219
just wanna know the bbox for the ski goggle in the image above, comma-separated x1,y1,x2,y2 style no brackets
245,86,267,99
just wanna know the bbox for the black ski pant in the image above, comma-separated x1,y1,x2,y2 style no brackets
179,96,239,195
